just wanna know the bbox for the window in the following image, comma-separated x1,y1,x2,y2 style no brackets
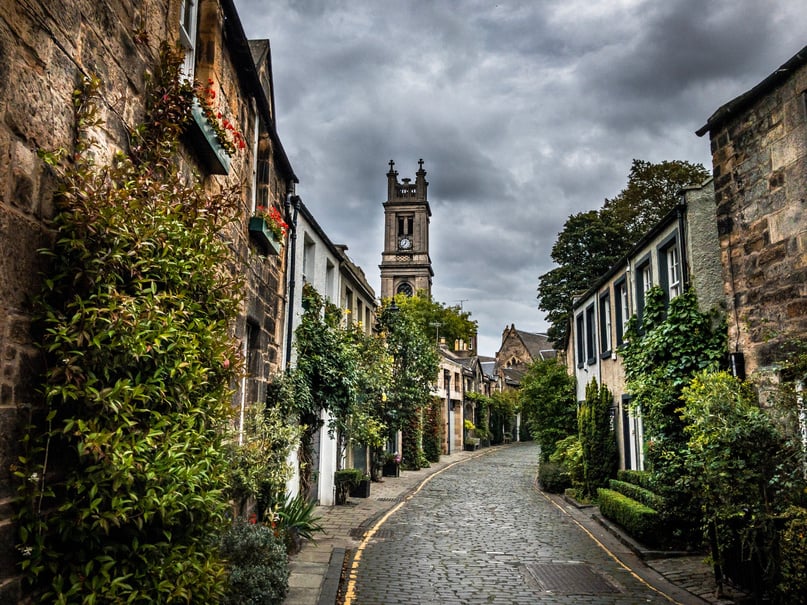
344,288,353,322
179,0,199,80
397,214,413,237
599,293,611,356
635,256,652,326
396,282,413,297
667,246,681,298
575,313,584,369
614,277,629,346
302,236,315,283
325,260,335,301
585,304,596,364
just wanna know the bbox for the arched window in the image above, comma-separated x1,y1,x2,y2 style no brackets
396,282,414,297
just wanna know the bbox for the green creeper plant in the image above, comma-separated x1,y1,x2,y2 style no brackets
14,44,241,603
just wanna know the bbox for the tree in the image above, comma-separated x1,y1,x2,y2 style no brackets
395,293,477,349
380,299,440,469
537,159,709,348
578,378,618,497
520,357,577,460
601,159,709,242
537,211,625,347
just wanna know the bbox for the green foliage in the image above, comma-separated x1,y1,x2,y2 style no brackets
394,293,478,351
549,435,584,489
380,298,439,468
220,521,289,605
226,401,302,517
578,379,618,497
15,44,239,603
681,370,806,590
537,159,708,347
620,287,726,542
607,480,665,512
776,506,807,603
597,488,660,546
275,494,324,550
520,358,576,460
538,461,571,494
616,469,656,492
422,397,443,462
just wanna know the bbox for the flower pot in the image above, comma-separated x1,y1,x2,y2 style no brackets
248,217,282,256
382,461,400,477
349,478,371,498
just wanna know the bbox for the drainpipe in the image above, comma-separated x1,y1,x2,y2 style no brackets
677,203,689,291
284,195,301,369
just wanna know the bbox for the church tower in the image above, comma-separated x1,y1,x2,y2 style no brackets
379,159,433,300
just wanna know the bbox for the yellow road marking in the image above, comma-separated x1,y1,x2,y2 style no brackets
342,450,493,605
535,483,683,604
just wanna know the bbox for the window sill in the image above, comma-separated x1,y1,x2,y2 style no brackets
187,97,232,175
586,358,596,366
600,350,612,360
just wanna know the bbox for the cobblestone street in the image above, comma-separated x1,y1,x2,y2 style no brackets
345,443,692,605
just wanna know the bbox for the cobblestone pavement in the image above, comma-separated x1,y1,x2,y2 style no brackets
345,443,707,605
283,443,740,605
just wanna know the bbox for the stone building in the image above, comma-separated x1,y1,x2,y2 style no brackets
566,179,723,470
495,324,556,390
379,159,434,299
696,43,807,382
0,1,296,600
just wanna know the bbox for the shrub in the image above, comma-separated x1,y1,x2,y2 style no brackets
538,461,571,494
550,435,584,489
220,521,289,605
275,495,324,556
776,506,807,603
617,469,656,491
597,488,660,546
578,379,617,497
608,479,665,511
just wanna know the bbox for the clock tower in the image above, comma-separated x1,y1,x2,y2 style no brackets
379,159,433,300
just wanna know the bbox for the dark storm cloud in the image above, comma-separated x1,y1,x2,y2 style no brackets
233,0,806,354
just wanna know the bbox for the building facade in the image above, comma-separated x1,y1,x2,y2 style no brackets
697,44,807,384
379,159,433,299
567,179,723,470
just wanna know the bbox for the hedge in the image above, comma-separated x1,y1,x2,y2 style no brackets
617,469,655,491
538,461,571,494
597,488,660,546
608,479,665,511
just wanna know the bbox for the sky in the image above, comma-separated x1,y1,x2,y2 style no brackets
233,0,807,356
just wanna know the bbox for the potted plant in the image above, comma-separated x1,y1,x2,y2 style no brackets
464,419,480,451
249,205,288,255
348,473,371,498
382,452,401,477
334,468,364,505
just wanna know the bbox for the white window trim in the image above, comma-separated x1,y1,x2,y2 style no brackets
179,0,198,81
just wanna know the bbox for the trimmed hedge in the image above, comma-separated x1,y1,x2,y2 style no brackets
597,488,660,546
608,479,665,511
617,469,655,491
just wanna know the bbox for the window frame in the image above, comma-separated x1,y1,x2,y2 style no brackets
575,312,585,369
634,254,652,328
614,275,629,347
179,0,199,81
585,303,596,365
658,233,682,302
599,291,612,358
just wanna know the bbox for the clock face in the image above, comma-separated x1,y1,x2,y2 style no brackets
398,237,412,250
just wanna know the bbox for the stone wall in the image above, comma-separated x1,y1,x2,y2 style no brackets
709,61,807,376
0,1,292,600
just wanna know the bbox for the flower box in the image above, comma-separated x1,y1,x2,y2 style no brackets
349,478,371,498
249,217,282,256
188,98,231,175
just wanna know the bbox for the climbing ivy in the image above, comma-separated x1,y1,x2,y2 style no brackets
15,44,241,602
